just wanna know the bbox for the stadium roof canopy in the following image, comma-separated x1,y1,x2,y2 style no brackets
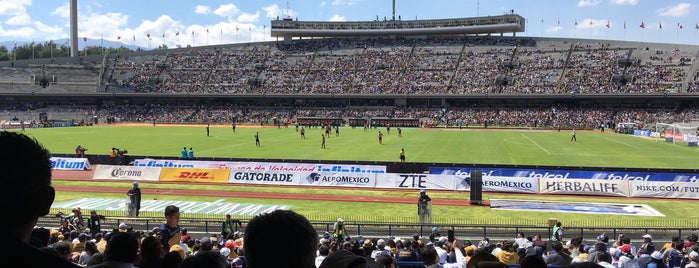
271,14,525,41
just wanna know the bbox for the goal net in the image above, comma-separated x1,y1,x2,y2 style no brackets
654,123,699,146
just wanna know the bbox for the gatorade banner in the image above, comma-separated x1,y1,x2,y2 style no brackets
93,165,160,181
539,178,629,197
160,168,230,183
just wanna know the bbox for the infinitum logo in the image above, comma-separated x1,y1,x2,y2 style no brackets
179,172,210,179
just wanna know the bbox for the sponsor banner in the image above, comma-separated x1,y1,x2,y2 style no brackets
93,165,160,181
539,178,629,197
633,130,651,137
160,168,230,183
430,167,699,182
52,198,291,216
51,157,91,170
134,158,385,173
453,175,538,193
228,170,301,185
374,173,456,190
665,131,685,141
629,181,699,199
299,172,376,187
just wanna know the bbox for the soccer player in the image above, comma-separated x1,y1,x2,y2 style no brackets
321,134,326,149
255,132,261,147
399,148,405,162
206,124,210,137
300,127,306,139
570,129,577,142
378,131,383,144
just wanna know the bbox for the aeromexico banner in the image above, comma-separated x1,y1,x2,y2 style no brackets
452,175,538,194
539,178,629,197
93,165,160,181
227,171,377,188
134,158,385,173
51,157,91,170
430,167,699,182
629,181,699,199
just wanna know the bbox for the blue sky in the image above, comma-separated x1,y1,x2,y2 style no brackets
0,0,698,48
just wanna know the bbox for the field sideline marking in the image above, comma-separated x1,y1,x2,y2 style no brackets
605,137,641,149
520,133,551,155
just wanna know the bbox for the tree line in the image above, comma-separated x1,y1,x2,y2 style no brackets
0,41,153,61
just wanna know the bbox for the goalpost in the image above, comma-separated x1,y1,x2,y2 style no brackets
654,123,699,146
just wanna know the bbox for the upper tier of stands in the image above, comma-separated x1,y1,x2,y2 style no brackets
2,36,696,95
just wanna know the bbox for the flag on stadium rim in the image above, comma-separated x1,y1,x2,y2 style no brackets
640,21,645,28
606,21,610,28
175,31,180,36
659,22,662,29
146,32,151,38
117,35,121,40
83,37,87,42
696,23,699,30
678,23,683,29
574,19,577,27
624,21,626,29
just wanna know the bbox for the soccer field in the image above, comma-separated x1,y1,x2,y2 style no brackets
23,125,699,169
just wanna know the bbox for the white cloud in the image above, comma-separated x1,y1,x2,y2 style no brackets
263,4,281,19
213,3,240,17
51,3,70,19
546,26,562,33
321,2,328,6
657,3,692,17
331,0,361,6
329,14,346,22
575,19,608,29
577,0,601,7
195,5,211,15
0,0,31,15
609,0,639,5
237,12,260,23
6,13,31,25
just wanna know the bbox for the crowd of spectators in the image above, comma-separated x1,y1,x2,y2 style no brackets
94,37,697,96
4,102,699,130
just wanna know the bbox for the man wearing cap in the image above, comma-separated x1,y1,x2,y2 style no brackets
371,239,392,260
333,218,347,248
126,182,142,217
639,234,655,257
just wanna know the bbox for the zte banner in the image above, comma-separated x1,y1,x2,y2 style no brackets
93,165,160,181
159,168,230,183
374,174,456,190
539,178,629,197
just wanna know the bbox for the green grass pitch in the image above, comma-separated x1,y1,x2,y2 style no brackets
16,125,699,227
22,125,699,169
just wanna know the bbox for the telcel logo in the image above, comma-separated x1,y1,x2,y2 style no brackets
178,172,210,179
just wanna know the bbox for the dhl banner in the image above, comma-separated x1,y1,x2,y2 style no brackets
159,168,230,183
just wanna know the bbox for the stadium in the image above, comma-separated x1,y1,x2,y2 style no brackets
2,3,699,267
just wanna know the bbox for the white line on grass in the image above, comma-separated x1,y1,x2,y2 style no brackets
604,137,640,149
520,133,551,155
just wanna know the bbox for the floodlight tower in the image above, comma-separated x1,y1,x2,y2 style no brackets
70,0,78,57
392,0,396,21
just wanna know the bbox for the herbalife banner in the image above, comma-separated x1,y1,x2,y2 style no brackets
629,181,699,199
374,174,456,190
539,178,629,197
51,157,91,171
93,165,160,181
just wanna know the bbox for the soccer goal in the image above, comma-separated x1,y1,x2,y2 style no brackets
654,123,699,146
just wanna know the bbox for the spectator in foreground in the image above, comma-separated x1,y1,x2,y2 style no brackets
0,131,78,267
244,210,318,268
89,231,139,268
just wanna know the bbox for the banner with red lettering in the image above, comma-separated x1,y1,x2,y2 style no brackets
159,168,230,183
